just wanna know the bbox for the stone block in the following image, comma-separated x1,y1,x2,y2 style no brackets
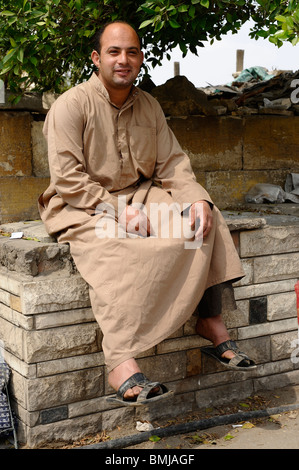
31,120,49,177
271,330,298,361
243,116,299,171
238,318,297,340
40,406,68,425
195,379,253,408
24,323,101,363
168,116,243,171
205,170,289,209
0,176,49,223
34,307,95,330
254,369,299,393
253,253,299,283
234,278,298,301
36,352,105,377
24,411,103,448
240,225,299,258
267,291,297,321
249,296,267,324
0,112,32,176
26,366,104,411
156,334,202,355
0,238,73,277
20,274,90,315
0,315,24,360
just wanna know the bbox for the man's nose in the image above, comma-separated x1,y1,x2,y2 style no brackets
118,51,129,64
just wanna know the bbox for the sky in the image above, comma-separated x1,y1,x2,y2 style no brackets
147,19,299,88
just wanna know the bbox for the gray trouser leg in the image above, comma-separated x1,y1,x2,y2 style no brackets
197,281,237,318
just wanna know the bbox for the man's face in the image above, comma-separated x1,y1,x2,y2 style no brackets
92,23,144,93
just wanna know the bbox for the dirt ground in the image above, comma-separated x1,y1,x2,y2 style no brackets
2,384,299,451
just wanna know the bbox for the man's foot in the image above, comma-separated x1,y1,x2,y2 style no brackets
108,358,144,400
196,315,256,369
107,358,172,406
196,314,235,360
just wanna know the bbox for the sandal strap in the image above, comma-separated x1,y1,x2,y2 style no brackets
116,372,149,399
215,340,252,365
215,340,239,356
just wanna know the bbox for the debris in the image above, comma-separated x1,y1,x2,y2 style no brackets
136,421,155,432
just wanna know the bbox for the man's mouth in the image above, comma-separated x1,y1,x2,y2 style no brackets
114,68,131,77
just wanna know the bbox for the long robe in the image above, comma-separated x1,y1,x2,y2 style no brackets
38,72,244,372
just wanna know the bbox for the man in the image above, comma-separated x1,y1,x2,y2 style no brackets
39,21,255,406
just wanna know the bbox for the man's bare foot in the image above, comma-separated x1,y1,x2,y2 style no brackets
108,358,143,400
196,315,235,360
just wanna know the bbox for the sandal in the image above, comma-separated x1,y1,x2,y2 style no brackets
201,339,256,370
106,372,174,407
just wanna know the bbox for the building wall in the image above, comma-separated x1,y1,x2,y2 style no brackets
0,109,298,223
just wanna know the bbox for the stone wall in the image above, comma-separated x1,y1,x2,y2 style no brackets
0,214,298,448
0,104,298,224
0,111,49,223
168,115,299,208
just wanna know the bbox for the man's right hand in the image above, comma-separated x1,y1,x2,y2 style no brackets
119,205,151,237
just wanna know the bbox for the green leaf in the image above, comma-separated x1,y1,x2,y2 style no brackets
178,5,188,13
224,433,235,441
169,19,181,28
139,19,154,29
200,0,209,8
191,0,201,4
149,435,161,442
189,5,196,17
0,11,15,16
17,48,24,63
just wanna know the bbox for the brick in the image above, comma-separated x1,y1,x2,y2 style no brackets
0,112,32,177
249,296,267,324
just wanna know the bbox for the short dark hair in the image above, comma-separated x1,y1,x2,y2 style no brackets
92,20,142,53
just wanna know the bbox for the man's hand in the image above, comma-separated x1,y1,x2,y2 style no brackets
189,200,213,240
119,205,151,237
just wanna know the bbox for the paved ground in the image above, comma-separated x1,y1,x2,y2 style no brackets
2,384,299,450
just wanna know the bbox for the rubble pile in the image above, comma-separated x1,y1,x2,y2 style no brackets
146,69,299,117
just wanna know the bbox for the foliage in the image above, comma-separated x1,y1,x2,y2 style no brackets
0,0,298,100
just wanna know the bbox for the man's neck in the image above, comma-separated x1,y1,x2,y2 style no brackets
96,73,132,108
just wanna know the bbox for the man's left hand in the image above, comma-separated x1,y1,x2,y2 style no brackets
189,200,213,240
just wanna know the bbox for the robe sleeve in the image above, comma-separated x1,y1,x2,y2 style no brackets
152,103,213,211
44,94,122,216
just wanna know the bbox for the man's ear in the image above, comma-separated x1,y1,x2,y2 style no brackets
91,50,101,68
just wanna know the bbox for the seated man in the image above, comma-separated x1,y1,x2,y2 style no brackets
38,20,255,406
